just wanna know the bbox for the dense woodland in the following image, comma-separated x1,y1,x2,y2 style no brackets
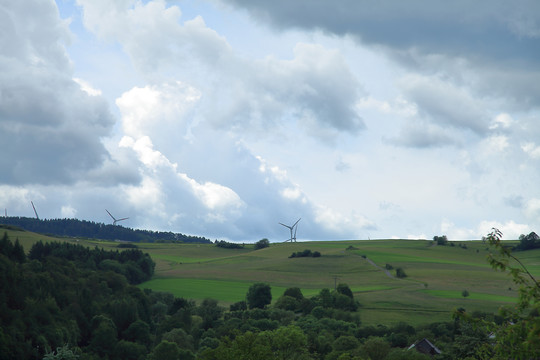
0,217,211,244
0,229,538,359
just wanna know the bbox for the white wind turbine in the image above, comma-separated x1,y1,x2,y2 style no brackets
106,209,129,226
279,218,301,242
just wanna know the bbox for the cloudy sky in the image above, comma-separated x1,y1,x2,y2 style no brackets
1,0,539,241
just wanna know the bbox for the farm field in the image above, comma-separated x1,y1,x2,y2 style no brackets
4,225,538,327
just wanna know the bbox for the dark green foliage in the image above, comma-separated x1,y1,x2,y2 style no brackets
0,232,25,263
462,289,470,298
395,267,407,278
215,240,244,249
0,216,211,243
197,298,225,330
433,235,448,245
516,231,540,250
362,336,391,360
246,283,272,309
43,345,79,360
289,249,320,258
254,238,270,250
336,283,354,299
385,263,394,270
28,240,154,285
283,287,304,300
148,340,180,360
117,243,138,248
229,300,247,311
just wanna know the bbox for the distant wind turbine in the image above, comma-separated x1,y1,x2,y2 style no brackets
279,218,301,242
106,209,129,226
31,201,39,220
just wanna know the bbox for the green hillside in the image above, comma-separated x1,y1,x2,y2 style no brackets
4,225,536,327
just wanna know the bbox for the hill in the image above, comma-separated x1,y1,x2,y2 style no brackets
0,216,211,244
136,239,539,326
4,225,538,327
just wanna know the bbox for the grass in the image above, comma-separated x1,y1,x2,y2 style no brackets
3,226,535,326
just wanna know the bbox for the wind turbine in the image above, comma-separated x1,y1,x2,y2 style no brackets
279,218,301,242
31,201,39,220
106,209,129,226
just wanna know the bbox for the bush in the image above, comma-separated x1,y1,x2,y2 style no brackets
433,235,448,245
289,249,321,258
254,238,270,250
395,268,407,278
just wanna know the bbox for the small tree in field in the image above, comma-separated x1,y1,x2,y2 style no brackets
395,267,407,278
462,289,470,298
254,238,270,250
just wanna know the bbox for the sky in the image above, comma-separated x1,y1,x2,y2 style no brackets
1,0,539,242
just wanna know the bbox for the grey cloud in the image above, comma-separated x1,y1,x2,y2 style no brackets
387,120,460,148
221,0,540,65
400,76,490,135
222,0,540,115
0,0,118,185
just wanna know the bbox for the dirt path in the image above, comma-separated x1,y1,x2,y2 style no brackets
364,257,395,279
362,256,426,288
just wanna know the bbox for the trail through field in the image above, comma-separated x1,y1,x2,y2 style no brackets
364,257,395,279
362,256,427,289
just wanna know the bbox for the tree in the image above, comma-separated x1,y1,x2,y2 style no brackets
395,267,407,278
43,345,79,360
433,235,448,245
149,340,180,360
362,337,391,360
246,283,272,309
459,228,540,359
462,289,470,298
336,283,354,299
254,238,270,250
516,231,540,251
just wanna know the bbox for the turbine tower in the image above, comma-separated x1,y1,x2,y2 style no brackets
106,209,129,226
31,201,39,220
279,218,301,242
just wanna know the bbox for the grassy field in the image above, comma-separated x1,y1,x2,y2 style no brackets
3,225,538,327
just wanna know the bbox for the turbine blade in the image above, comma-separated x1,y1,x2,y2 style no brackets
106,209,116,221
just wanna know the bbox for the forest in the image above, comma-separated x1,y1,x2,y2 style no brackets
0,217,211,244
0,229,538,359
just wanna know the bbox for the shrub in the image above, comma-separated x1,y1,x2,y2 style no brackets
289,249,320,258
395,268,407,278
254,238,270,250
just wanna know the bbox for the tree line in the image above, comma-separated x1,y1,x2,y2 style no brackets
0,217,211,244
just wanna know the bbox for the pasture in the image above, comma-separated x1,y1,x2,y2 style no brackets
4,225,538,326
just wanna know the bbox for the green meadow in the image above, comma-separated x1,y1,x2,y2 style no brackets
4,225,538,327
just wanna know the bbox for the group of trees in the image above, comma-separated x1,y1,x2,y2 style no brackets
214,240,244,249
515,231,540,251
28,240,155,285
289,249,321,258
0,217,211,243
432,235,448,246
